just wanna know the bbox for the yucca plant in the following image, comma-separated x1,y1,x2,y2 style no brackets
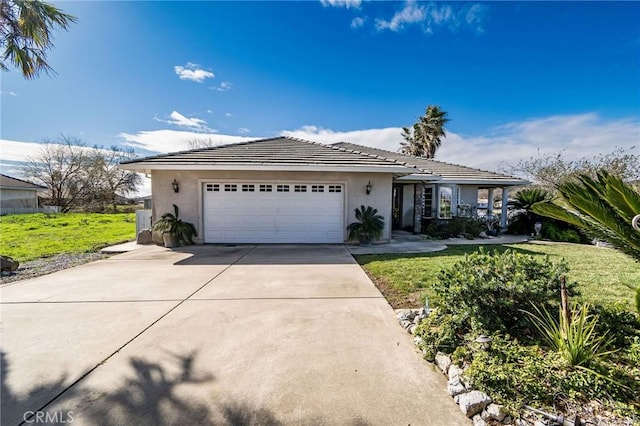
524,302,615,367
347,205,385,244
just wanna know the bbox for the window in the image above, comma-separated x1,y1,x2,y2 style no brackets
438,186,453,219
242,184,255,192
311,185,324,192
294,185,307,192
259,184,273,192
206,184,220,192
328,185,342,193
422,186,434,218
276,184,290,192
224,184,238,192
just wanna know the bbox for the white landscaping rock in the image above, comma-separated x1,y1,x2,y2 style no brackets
435,352,452,374
456,390,492,417
446,376,466,397
448,364,464,380
472,414,486,426
485,403,507,422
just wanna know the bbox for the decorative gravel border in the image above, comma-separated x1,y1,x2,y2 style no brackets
0,252,110,285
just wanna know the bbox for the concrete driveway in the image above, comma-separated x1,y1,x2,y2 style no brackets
1,245,467,425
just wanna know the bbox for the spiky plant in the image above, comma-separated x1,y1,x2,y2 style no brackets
533,170,640,261
347,205,385,241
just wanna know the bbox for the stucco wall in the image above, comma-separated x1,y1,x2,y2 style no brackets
151,170,393,243
458,186,479,214
0,189,38,208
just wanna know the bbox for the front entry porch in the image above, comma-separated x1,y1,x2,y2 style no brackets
391,182,512,234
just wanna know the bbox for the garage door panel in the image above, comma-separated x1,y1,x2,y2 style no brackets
203,182,344,244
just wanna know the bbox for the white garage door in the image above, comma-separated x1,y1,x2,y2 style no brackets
203,182,345,243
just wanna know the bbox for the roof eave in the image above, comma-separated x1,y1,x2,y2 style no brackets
118,163,415,174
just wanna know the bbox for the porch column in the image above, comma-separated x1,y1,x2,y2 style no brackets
413,183,424,234
487,188,495,217
500,187,510,229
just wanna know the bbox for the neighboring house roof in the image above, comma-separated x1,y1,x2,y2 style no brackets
0,174,46,190
333,143,529,186
120,137,416,174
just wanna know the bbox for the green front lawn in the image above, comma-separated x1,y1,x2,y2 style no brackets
356,241,639,310
0,213,136,262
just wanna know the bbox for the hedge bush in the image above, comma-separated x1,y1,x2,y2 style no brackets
432,248,573,335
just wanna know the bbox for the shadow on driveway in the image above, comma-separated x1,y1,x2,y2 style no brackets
3,350,370,426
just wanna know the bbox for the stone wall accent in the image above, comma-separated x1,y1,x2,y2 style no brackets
413,183,424,234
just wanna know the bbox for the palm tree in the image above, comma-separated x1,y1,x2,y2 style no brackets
400,105,450,158
532,170,640,261
1,0,77,79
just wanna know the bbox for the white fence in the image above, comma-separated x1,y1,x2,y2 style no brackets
0,206,61,215
136,209,152,235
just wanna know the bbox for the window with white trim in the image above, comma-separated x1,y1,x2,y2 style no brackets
242,184,255,192
224,184,238,192
259,184,273,192
294,185,307,192
206,184,220,192
311,185,324,192
276,184,290,192
328,185,342,193
438,186,453,219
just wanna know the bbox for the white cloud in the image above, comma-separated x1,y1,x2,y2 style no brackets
320,0,361,9
351,16,366,29
174,62,215,83
237,127,251,134
155,111,215,132
118,130,258,154
212,81,233,92
225,112,233,117
1,90,17,96
281,113,639,175
375,1,425,31
375,1,487,34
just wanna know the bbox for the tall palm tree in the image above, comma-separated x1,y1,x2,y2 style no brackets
1,0,77,79
400,105,450,158
532,170,640,261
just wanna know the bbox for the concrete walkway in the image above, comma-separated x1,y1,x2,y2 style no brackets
1,244,468,425
347,232,529,255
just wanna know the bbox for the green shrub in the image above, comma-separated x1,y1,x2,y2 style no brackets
463,335,640,418
589,303,640,349
423,217,484,239
414,309,465,359
433,248,573,335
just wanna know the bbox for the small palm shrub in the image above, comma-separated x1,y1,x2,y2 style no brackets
151,204,197,245
347,205,384,242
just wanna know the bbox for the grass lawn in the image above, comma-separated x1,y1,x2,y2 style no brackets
356,241,639,310
0,213,136,262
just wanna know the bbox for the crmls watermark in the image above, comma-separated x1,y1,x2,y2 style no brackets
23,410,74,424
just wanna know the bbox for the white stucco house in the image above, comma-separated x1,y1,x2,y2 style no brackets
120,137,528,244
0,174,46,213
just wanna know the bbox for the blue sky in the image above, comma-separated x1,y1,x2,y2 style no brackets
1,0,639,186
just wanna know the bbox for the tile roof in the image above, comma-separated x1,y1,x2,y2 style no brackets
0,174,46,190
120,137,416,173
333,142,529,185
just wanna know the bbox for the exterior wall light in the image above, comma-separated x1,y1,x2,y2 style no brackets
366,181,372,195
172,179,179,193
475,334,492,350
